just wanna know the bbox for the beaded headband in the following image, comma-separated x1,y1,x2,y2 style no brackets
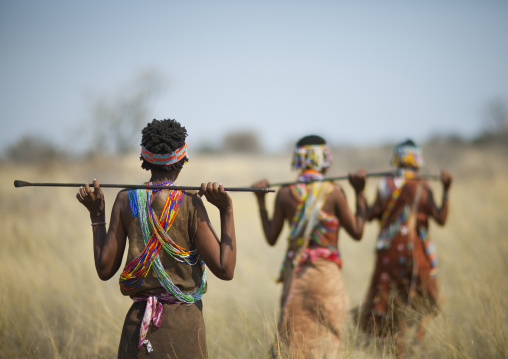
391,144,424,169
291,144,332,171
141,143,188,166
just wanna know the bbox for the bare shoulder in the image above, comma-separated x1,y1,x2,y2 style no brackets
421,180,435,204
412,179,433,197
323,183,346,211
330,183,346,200
421,180,432,191
114,189,130,205
112,189,133,230
182,189,201,207
277,186,293,200
322,183,346,215
115,189,133,216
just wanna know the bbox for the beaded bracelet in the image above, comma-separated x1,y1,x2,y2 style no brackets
91,222,106,226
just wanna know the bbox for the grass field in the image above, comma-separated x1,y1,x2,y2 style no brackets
0,143,507,358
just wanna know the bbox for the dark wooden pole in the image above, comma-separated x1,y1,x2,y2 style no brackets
268,171,440,187
14,180,274,193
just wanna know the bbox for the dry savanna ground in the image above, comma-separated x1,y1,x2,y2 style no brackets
0,143,507,358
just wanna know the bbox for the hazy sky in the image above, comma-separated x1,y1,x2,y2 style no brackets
1,0,507,153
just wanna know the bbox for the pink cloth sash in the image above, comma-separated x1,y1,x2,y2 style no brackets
132,292,179,353
299,247,342,269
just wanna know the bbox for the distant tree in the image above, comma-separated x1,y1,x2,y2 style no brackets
5,135,66,164
426,133,466,146
221,131,262,153
194,141,221,154
475,97,508,145
88,69,167,155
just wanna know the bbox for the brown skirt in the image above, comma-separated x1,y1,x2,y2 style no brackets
118,300,207,359
277,258,348,358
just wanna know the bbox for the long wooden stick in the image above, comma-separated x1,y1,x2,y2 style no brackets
269,171,395,187
418,174,441,180
13,180,274,193
269,170,440,187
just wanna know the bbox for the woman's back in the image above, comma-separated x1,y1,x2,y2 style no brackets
121,190,203,297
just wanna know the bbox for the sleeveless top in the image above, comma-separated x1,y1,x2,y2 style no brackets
277,170,341,282
120,189,205,297
288,183,339,252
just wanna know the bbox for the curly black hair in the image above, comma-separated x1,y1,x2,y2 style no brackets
296,135,327,146
140,119,188,172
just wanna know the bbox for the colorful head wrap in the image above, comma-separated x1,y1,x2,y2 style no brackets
390,142,424,169
291,144,332,171
141,143,188,166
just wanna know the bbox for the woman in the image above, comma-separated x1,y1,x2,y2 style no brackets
252,135,366,358
360,139,452,355
76,119,236,358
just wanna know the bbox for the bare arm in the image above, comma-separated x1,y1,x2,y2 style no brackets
427,170,452,225
77,179,128,281
252,179,286,246
193,182,236,281
366,191,383,221
334,171,367,240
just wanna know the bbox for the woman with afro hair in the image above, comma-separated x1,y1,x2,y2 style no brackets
76,119,236,358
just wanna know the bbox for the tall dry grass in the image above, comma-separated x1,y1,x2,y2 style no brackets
0,144,506,358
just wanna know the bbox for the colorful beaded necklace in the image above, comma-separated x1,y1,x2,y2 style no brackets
377,170,417,250
120,182,206,303
277,170,339,281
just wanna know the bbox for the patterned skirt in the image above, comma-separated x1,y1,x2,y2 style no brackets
360,231,439,336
